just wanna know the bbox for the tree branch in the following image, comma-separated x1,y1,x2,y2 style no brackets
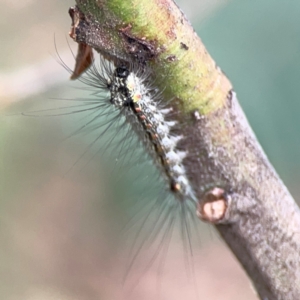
68,1,300,299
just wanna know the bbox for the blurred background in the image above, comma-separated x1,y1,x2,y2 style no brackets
1,0,300,299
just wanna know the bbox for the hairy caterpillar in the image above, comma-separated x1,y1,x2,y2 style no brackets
15,48,202,295
60,47,201,277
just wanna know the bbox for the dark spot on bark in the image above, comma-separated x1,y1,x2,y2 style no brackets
120,25,157,63
180,42,189,50
192,110,201,122
166,55,177,62
227,89,234,109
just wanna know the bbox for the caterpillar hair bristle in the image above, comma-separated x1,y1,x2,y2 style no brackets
18,44,203,296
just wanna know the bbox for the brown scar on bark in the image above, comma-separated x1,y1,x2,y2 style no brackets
197,187,229,223
180,42,189,50
119,25,158,62
68,6,85,41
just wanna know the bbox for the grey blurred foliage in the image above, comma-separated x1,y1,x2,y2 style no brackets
1,0,299,299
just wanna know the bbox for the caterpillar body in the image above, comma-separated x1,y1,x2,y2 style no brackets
108,63,196,203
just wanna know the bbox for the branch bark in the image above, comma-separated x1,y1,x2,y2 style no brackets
68,1,300,299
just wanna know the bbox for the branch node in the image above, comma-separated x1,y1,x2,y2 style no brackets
197,187,229,224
